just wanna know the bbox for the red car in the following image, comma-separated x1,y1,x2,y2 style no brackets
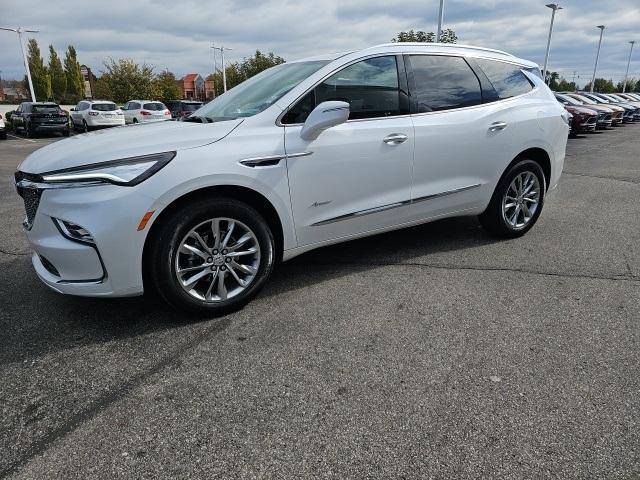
554,94,598,134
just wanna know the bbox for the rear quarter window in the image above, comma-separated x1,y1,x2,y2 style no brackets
475,59,533,99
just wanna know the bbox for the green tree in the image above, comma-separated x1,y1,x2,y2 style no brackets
392,28,457,43
26,38,51,101
64,45,85,101
544,71,560,90
48,45,67,101
207,50,285,94
99,58,157,103
584,78,615,93
616,78,637,92
154,70,181,102
556,78,576,92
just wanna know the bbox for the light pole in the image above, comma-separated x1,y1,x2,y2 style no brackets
211,44,232,93
622,41,635,93
436,0,444,42
542,4,562,84
590,25,605,93
0,26,39,102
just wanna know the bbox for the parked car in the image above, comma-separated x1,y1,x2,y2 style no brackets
122,100,171,124
616,92,640,104
14,43,568,315
165,100,203,119
0,113,6,140
565,93,623,126
579,93,636,123
600,94,640,121
10,102,70,137
70,100,125,132
554,94,598,134
556,93,612,128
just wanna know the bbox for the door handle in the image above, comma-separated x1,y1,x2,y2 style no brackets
383,133,408,145
488,121,508,132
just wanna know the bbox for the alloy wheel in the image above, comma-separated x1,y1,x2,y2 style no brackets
501,171,541,230
175,218,260,303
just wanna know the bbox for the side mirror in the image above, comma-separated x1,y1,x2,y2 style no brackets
300,101,350,141
70,107,75,111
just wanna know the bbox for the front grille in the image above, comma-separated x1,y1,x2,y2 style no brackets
586,116,597,125
20,188,42,228
15,172,43,230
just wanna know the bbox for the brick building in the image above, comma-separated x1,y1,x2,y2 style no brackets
176,73,215,101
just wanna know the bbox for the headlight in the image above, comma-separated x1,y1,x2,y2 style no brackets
561,111,572,126
41,151,175,186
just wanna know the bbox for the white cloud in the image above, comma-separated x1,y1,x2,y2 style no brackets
1,0,638,86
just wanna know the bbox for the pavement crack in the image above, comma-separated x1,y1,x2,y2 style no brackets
0,318,232,479
563,171,640,185
0,247,29,257
307,260,640,284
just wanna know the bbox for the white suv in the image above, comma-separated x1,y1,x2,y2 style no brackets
122,100,171,124
15,43,568,315
70,100,125,131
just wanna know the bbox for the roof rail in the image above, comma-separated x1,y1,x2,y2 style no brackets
368,42,514,57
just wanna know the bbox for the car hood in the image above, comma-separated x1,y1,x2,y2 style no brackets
18,119,243,174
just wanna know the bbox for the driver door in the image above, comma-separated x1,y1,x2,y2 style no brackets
283,55,414,247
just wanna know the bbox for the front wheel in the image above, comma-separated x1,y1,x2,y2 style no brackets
479,159,546,238
147,197,276,316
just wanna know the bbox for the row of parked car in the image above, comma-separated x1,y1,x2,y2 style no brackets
555,91,640,135
3,99,204,137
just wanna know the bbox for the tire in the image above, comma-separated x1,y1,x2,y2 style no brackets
133,118,138,124
147,197,276,316
479,159,546,238
63,128,70,137
25,122,35,138
82,120,89,133
0,130,6,140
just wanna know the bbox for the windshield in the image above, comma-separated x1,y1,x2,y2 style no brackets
144,102,166,111
557,94,581,106
193,61,329,121
573,94,597,104
32,104,61,113
92,103,118,111
183,103,202,112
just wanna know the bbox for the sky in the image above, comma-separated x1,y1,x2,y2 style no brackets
1,0,638,88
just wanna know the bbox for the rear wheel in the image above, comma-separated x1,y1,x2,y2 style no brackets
479,159,546,238
147,197,276,316
82,120,89,133
25,122,35,138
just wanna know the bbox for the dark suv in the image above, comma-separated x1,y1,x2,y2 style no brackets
165,100,203,119
11,102,70,137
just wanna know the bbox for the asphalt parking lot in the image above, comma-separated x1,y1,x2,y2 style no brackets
0,127,638,479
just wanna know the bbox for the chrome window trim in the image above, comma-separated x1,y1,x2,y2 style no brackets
278,52,538,127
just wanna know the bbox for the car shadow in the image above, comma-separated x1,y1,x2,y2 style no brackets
0,216,498,364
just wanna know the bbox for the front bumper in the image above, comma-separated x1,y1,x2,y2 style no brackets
18,182,155,297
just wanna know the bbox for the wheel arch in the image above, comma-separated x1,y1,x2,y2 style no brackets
142,185,285,291
511,147,551,190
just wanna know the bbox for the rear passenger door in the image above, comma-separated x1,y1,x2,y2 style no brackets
406,55,524,223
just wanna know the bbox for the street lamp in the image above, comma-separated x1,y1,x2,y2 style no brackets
590,25,605,93
437,0,444,42
211,44,232,93
0,26,39,102
542,4,562,84
622,41,635,93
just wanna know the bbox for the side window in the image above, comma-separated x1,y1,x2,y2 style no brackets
282,56,407,124
408,55,482,112
130,102,140,110
475,59,533,99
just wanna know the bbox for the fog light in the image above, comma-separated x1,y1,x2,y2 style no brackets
53,218,95,244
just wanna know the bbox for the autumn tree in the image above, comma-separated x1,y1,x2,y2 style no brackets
98,58,157,103
154,70,181,102
48,45,67,101
207,50,285,93
26,38,51,100
64,45,85,100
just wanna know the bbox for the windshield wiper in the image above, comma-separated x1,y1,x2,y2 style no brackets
182,115,210,123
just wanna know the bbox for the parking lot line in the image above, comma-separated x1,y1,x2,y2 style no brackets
7,133,37,143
